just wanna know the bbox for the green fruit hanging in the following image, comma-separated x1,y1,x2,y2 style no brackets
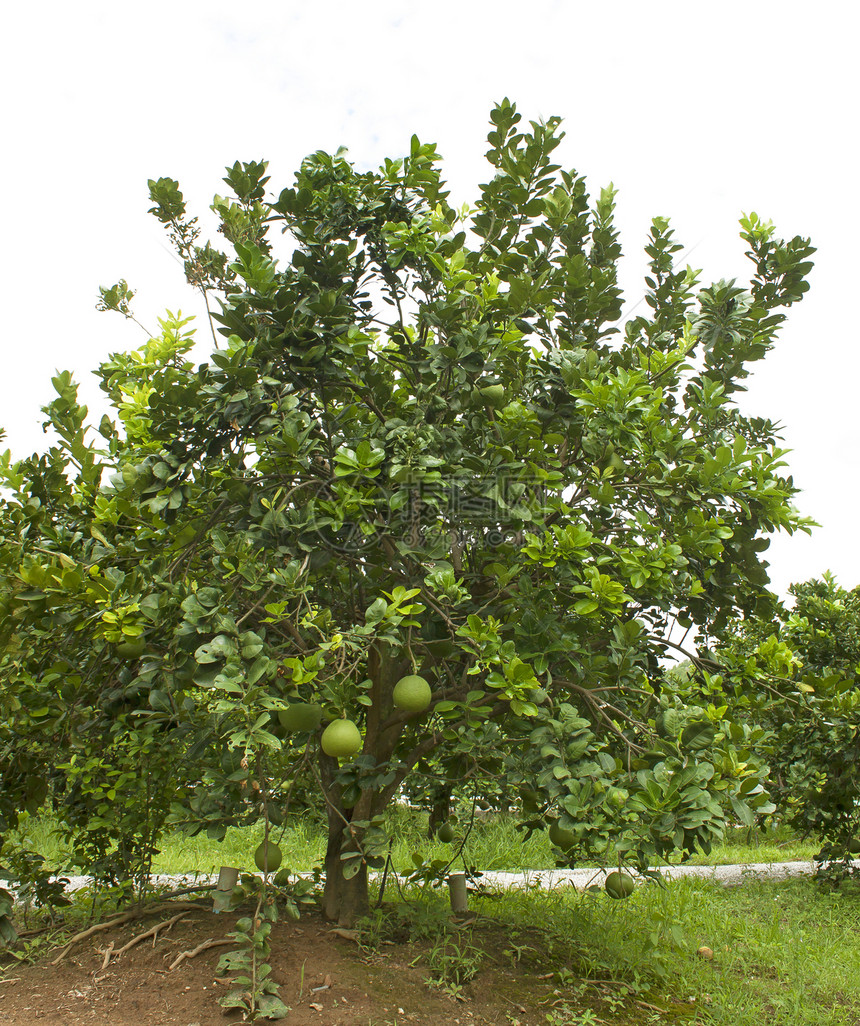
254,840,283,874
604,870,635,899
278,702,324,732
436,822,455,843
321,719,363,758
392,674,432,713
548,821,576,851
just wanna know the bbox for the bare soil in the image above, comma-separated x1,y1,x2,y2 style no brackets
0,899,644,1026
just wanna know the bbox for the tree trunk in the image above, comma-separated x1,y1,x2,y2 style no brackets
322,767,371,927
319,643,439,925
323,854,369,927
428,783,452,839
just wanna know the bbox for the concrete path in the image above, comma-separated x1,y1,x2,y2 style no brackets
471,859,853,889
28,858,858,897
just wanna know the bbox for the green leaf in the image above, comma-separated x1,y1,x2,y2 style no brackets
680,721,716,751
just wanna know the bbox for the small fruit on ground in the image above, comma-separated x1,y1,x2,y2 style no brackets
697,945,714,960
548,821,576,851
278,702,324,732
254,840,283,874
392,674,432,713
321,718,363,758
436,822,455,843
604,871,635,899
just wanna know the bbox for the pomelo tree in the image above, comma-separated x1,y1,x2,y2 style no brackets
0,101,815,924
713,574,860,875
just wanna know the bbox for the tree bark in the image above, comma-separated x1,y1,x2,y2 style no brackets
428,783,452,839
323,830,369,926
319,642,443,925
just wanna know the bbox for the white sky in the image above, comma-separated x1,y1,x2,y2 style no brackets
2,0,857,598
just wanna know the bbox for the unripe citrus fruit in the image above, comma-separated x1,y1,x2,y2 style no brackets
254,840,282,874
392,674,432,713
321,718,362,758
548,821,576,851
436,822,455,843
605,871,635,899
479,384,506,409
278,702,323,732
849,838,860,855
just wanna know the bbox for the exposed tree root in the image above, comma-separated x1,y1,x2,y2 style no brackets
97,941,115,972
106,910,193,963
168,937,234,971
50,901,204,964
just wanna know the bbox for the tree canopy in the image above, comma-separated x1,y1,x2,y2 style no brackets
0,100,815,924
714,574,860,874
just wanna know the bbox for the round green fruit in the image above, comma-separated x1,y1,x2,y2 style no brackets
392,674,432,713
604,871,635,899
479,384,506,409
548,821,577,852
436,823,456,843
254,840,283,874
849,838,860,855
278,702,324,732
321,718,363,759
606,787,628,809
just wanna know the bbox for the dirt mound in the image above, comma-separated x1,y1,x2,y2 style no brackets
0,904,564,1026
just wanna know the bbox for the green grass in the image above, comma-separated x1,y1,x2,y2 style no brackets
145,810,819,878
7,810,859,1024
12,806,820,880
466,875,860,1025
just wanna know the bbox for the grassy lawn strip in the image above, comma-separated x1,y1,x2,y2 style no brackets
14,809,821,879
470,875,860,1025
